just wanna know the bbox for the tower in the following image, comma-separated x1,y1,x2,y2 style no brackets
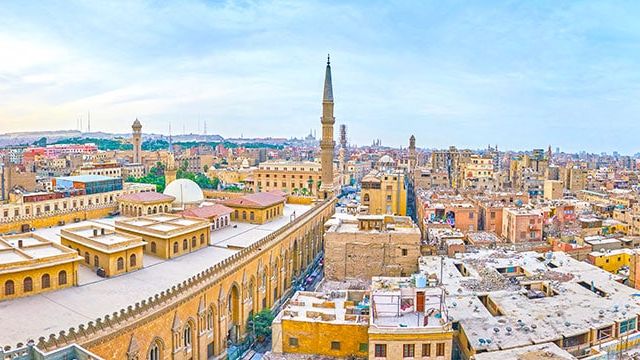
319,55,335,199
132,119,142,164
408,135,416,172
339,124,347,150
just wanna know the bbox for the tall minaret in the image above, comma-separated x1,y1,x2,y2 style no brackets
132,118,142,164
319,54,335,199
409,135,416,172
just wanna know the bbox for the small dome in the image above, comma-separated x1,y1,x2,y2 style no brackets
378,155,394,164
163,179,204,205
241,159,249,168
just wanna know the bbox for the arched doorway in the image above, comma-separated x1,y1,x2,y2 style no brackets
227,284,240,343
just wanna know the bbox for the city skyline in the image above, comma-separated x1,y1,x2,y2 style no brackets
2,1,640,153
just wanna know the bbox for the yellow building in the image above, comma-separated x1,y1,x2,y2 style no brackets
587,248,633,273
0,233,81,301
223,192,286,224
272,290,370,358
460,154,494,190
60,224,146,277
115,213,210,259
117,191,175,217
254,160,322,196
360,170,407,216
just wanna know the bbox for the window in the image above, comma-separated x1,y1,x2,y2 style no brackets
402,248,408,256
200,234,205,245
151,241,157,253
5,280,14,295
130,254,137,267
374,344,387,357
58,271,67,285
436,343,445,356
183,239,188,250
84,252,90,264
117,257,124,270
242,211,247,220
94,255,100,267
620,318,637,334
184,324,192,346
288,337,298,347
148,343,160,360
359,343,368,352
422,343,431,356
469,212,474,219
403,344,414,358
250,212,255,221
331,341,340,350
191,236,196,247
41,274,50,289
23,277,33,292
173,242,179,254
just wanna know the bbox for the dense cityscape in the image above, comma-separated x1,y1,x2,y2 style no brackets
3,1,640,360
1,55,640,360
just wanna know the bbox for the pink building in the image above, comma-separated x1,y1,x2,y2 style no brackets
502,207,544,243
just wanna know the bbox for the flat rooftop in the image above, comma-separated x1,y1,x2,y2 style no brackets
115,213,210,238
61,224,145,253
276,290,369,326
0,233,79,272
0,203,313,347
419,250,640,353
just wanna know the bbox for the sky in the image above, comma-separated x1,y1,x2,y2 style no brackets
1,1,640,153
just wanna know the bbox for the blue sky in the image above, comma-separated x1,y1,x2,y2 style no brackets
1,1,639,153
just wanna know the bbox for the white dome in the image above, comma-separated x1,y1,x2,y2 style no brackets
378,155,394,164
163,179,204,205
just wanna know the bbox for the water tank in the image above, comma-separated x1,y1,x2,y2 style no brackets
415,274,428,288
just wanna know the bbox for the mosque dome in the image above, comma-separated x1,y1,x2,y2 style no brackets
163,179,204,206
241,159,250,168
377,155,395,165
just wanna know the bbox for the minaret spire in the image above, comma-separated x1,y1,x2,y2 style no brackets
319,55,336,199
323,54,333,103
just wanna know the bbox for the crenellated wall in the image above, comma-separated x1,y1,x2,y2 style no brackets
19,198,335,359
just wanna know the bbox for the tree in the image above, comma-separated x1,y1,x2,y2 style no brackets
249,309,275,342
127,165,166,192
203,164,209,173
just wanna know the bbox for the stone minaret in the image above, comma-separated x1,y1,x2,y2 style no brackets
409,135,416,172
319,55,335,199
132,119,142,164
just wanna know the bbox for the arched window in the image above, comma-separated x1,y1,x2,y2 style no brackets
207,309,214,331
242,211,247,220
94,255,100,267
183,324,192,346
58,270,67,285
151,241,157,253
250,212,255,221
5,280,14,295
364,193,370,202
41,274,50,289
117,257,124,270
183,239,188,250
234,210,239,220
130,254,136,267
200,234,205,245
84,252,90,264
24,277,33,292
191,236,196,247
148,340,161,360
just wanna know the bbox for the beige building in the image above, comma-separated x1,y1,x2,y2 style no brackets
117,192,175,217
115,213,210,259
324,214,421,280
254,160,322,196
544,179,564,200
61,224,146,277
1,233,81,301
75,162,122,178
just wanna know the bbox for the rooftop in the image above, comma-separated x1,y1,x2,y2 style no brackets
60,224,146,253
0,233,81,275
275,290,370,326
115,213,210,239
419,250,640,354
55,175,118,183
0,203,312,346
117,192,175,204
180,204,233,219
222,192,285,208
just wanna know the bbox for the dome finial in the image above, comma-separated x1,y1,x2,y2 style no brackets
327,53,330,65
